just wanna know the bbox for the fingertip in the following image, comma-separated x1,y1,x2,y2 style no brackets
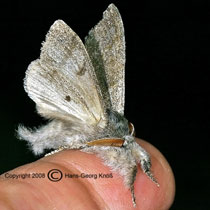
34,139,175,210
43,139,175,209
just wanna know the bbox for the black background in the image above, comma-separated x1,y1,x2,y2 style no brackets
0,0,209,209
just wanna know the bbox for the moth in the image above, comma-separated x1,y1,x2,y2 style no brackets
18,3,159,206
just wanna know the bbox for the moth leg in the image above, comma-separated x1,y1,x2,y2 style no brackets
129,166,137,207
83,146,138,206
132,142,159,186
141,159,159,186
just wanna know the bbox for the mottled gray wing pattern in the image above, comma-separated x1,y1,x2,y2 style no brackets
24,20,107,127
85,4,125,115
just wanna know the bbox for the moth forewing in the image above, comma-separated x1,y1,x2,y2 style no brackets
25,20,107,126
85,4,125,115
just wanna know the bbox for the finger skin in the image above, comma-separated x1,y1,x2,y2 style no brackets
0,138,175,210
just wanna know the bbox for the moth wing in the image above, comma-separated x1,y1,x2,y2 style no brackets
85,4,125,115
25,20,107,127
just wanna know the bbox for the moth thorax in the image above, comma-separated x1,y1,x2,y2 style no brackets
107,109,130,136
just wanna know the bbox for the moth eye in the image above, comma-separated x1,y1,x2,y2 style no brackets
128,122,135,136
65,95,71,102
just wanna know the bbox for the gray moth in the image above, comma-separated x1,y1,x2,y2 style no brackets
18,3,159,207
